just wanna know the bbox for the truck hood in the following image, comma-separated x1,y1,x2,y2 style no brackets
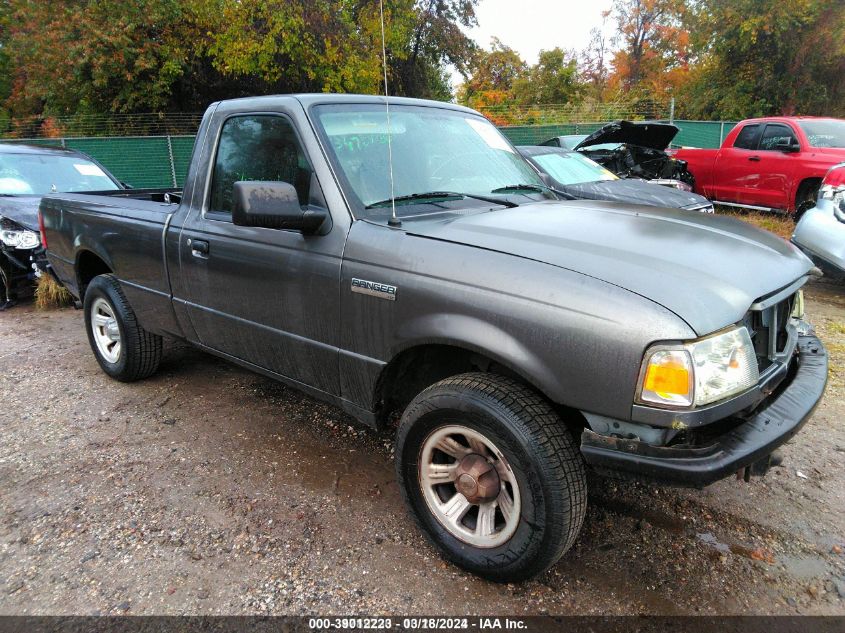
0,195,41,231
574,120,679,151
561,179,708,209
405,200,812,336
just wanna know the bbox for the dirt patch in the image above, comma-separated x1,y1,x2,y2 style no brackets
1,286,844,615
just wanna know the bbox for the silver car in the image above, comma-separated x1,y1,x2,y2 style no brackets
793,163,845,277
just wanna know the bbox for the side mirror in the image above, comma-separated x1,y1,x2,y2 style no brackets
232,181,328,234
776,138,800,153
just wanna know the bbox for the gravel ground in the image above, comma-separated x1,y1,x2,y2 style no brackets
1,282,844,616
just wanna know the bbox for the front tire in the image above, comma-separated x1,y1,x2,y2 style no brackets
396,373,587,582
83,274,162,381
794,181,821,223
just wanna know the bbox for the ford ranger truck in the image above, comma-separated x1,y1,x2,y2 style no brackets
39,95,828,582
673,117,845,215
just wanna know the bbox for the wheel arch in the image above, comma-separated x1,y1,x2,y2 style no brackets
795,176,823,205
373,331,583,430
75,249,113,299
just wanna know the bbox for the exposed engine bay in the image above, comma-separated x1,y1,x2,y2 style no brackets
542,120,696,189
581,143,695,187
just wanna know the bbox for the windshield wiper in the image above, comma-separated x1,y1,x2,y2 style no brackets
491,183,577,201
365,191,518,210
490,184,548,194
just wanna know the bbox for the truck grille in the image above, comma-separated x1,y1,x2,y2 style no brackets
741,293,797,372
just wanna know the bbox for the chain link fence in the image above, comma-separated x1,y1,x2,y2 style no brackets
2,112,203,139
1,106,739,189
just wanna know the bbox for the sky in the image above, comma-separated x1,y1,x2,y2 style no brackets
450,0,615,87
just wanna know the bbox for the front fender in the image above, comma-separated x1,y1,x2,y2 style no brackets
392,313,561,404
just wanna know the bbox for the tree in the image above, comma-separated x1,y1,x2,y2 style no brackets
0,1,11,131
513,48,582,105
205,0,413,95
1,0,478,127
678,0,845,119
608,0,690,95
393,0,480,99
579,12,612,99
458,38,527,110
459,39,590,123
465,38,527,93
3,0,209,117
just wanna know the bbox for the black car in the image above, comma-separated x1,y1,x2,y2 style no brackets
0,143,124,308
519,145,713,212
542,120,695,188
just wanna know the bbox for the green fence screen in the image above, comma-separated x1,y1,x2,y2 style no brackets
4,120,738,189
497,120,739,149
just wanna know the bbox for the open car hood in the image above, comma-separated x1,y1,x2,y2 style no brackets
574,120,680,151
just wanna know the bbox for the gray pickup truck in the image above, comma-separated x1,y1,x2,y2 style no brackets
40,95,828,582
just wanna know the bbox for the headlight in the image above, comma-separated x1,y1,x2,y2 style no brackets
0,228,40,249
637,326,759,409
819,183,845,223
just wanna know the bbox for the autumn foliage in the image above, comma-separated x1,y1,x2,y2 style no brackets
459,0,843,121
0,0,480,128
0,0,842,130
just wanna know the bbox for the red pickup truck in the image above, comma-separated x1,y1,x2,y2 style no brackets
673,117,845,215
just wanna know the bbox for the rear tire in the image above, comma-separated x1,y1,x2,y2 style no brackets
83,274,162,381
396,372,587,582
794,181,821,223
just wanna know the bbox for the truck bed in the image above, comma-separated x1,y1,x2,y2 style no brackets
670,148,719,197
39,190,182,335
44,188,182,215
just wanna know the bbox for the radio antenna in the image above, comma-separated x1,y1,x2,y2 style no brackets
379,0,400,227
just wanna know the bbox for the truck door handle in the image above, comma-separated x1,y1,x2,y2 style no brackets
748,156,761,162
189,238,209,257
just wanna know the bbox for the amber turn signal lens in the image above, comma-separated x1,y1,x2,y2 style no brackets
643,362,690,396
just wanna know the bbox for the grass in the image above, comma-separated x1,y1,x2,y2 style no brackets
714,206,795,240
829,322,845,336
34,274,74,310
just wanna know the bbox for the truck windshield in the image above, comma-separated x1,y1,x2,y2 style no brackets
311,104,545,221
798,119,845,148
0,153,120,195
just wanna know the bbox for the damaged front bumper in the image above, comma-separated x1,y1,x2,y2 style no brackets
1,245,45,306
580,335,828,487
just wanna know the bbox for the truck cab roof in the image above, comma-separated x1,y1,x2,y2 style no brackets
209,93,480,116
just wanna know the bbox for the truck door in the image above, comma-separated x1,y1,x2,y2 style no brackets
176,110,346,396
710,122,763,205
752,123,800,210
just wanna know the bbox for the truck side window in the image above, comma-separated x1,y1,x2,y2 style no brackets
758,124,798,151
208,115,314,217
733,124,762,150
